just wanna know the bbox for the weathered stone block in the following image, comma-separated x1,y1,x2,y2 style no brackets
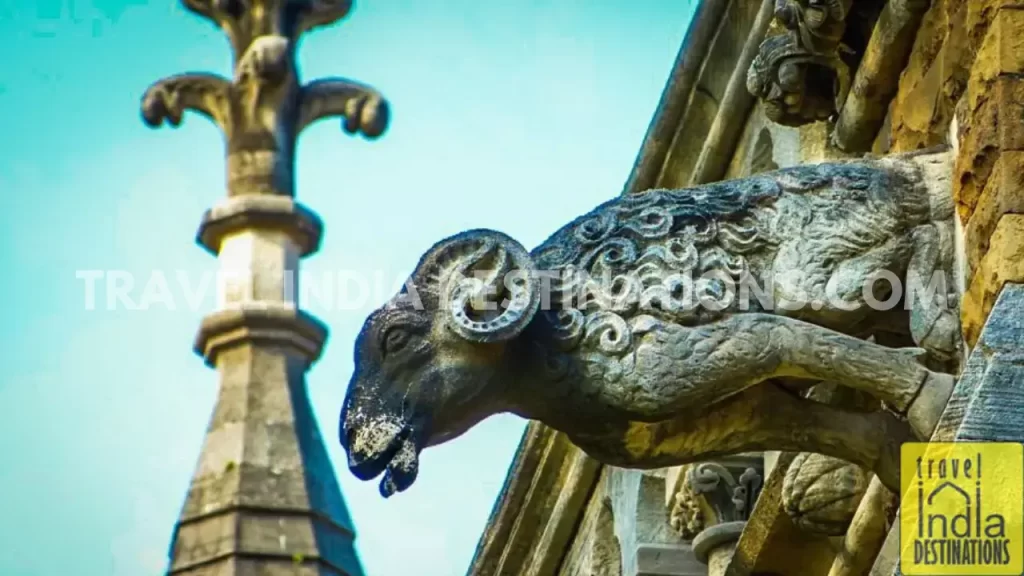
888,0,973,153
723,453,837,575
968,5,1024,81
961,214,1024,345
953,6,1024,220
954,77,1024,219
963,151,1024,274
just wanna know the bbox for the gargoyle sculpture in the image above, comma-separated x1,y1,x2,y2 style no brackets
747,0,853,126
340,151,958,498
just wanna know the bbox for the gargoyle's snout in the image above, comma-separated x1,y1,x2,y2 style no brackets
339,405,398,473
339,397,422,498
342,424,391,481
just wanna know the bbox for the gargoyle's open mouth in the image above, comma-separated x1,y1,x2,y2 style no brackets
347,426,421,498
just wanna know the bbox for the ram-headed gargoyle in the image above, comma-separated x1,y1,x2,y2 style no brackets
340,151,959,497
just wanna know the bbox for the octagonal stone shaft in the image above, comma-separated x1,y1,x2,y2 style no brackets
166,195,362,576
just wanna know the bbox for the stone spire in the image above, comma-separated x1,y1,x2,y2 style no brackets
141,1,388,574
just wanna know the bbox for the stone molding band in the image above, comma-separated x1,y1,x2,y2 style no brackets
194,303,329,367
691,520,747,563
196,195,324,257
169,550,350,576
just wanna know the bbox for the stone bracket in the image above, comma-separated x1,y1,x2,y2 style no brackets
687,456,765,527
196,194,324,257
194,303,329,367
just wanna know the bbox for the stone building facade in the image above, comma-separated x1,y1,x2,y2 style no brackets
466,0,1024,575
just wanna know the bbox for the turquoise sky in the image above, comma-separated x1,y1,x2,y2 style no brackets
0,1,696,574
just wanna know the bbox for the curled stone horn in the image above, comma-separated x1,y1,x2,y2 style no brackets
413,229,539,343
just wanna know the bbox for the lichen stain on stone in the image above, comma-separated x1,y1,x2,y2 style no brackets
348,408,403,457
623,422,654,457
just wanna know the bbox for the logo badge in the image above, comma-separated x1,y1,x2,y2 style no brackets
900,442,1023,575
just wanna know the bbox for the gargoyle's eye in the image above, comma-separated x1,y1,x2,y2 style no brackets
383,329,410,356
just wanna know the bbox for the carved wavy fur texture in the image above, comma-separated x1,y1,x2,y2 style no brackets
527,159,932,400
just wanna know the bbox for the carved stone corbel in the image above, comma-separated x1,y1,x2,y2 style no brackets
747,0,853,126
679,455,765,574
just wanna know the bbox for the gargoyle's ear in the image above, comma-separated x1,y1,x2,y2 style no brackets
438,230,539,344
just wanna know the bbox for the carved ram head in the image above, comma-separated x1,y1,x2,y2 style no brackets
340,229,540,497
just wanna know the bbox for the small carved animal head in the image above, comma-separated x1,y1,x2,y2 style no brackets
340,229,540,497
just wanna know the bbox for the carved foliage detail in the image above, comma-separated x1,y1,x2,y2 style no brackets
782,452,871,535
181,0,354,55
671,460,765,540
747,0,854,126
670,468,704,539
142,0,389,195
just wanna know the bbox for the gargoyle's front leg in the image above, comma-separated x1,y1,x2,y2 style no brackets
571,383,911,493
906,223,960,361
644,313,953,437
761,313,955,436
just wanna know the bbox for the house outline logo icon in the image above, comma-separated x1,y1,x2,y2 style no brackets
900,442,1024,576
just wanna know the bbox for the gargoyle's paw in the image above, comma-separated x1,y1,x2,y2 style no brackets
907,371,956,439
896,347,929,364
918,311,961,359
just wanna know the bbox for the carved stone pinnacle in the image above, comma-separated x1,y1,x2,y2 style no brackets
140,0,390,197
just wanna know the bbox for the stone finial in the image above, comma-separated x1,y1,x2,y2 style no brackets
747,0,852,126
781,452,870,535
140,0,389,197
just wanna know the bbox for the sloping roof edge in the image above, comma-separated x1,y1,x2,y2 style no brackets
623,0,733,195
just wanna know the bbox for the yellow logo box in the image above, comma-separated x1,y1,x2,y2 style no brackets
900,442,1024,575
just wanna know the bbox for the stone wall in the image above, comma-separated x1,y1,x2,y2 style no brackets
870,0,1024,343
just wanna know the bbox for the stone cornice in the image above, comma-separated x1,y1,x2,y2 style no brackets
622,0,731,195
466,422,600,576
